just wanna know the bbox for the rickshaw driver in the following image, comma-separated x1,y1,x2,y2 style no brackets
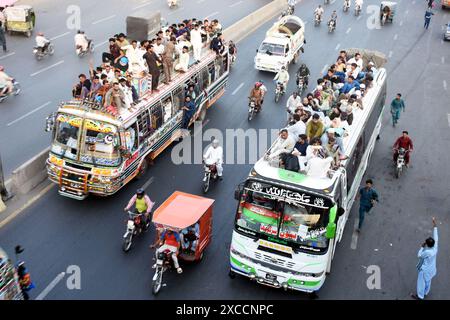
35,32,50,53
181,223,200,253
154,229,183,274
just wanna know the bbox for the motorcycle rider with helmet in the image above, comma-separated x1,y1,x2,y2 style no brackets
296,63,310,87
249,82,265,111
124,188,155,228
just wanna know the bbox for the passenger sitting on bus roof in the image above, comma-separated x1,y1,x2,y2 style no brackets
340,76,360,95
347,52,363,70
101,63,115,83
365,62,378,75
104,81,126,112
306,114,325,141
292,134,309,172
88,76,102,101
305,146,333,179
175,46,190,73
337,50,348,64
116,33,129,50
335,57,346,72
324,137,343,169
287,114,306,140
267,129,295,162
346,63,361,80
102,38,121,63
321,128,345,157
118,78,134,110
72,74,92,99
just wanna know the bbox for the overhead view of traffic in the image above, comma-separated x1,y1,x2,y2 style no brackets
0,0,449,302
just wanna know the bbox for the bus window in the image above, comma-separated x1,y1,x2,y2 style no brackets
214,56,223,79
161,96,173,123
125,123,138,153
222,52,229,73
151,103,163,130
172,86,183,115
137,110,152,139
208,62,215,83
201,68,210,90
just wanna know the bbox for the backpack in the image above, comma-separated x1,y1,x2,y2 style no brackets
280,153,300,172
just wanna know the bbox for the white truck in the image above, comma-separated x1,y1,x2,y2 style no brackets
254,15,306,73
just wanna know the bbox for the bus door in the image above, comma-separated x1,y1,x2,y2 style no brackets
337,171,348,243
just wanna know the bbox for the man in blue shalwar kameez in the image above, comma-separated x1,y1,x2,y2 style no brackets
411,217,438,300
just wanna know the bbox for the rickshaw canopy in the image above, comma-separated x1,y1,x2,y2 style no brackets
152,191,215,230
4,5,33,22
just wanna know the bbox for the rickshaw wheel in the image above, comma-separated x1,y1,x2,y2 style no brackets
26,31,31,38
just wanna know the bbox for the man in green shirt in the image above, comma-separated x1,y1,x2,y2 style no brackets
306,114,325,141
390,93,406,127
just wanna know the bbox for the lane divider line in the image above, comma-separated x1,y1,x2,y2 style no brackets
7,101,52,126
230,1,243,8
30,60,65,77
0,51,16,60
92,14,116,25
50,31,70,41
232,82,245,95
35,272,66,300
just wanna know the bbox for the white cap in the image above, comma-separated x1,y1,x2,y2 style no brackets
369,61,375,66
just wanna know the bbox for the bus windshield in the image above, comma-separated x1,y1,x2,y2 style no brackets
236,183,330,251
53,113,82,161
80,119,121,166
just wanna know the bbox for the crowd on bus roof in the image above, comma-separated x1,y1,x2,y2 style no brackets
267,50,380,179
71,17,236,116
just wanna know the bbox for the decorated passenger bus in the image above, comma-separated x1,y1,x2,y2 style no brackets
229,49,387,293
46,49,229,200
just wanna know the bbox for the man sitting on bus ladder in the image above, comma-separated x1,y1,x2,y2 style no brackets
154,229,183,274
175,46,190,73
306,114,325,141
267,129,295,163
181,95,196,130
181,223,200,254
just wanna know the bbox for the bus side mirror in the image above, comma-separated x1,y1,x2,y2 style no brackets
337,207,345,217
45,112,56,132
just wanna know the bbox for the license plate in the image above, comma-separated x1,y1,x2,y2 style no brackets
265,273,277,281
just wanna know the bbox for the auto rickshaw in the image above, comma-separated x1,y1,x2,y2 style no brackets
151,191,214,294
4,5,36,37
380,1,396,26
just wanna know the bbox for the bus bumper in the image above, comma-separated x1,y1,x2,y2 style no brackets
230,255,325,293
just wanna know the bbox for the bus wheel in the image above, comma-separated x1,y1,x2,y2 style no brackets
135,159,148,180
228,270,236,279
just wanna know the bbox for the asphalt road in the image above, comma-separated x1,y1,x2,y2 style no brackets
0,0,449,300
0,0,271,177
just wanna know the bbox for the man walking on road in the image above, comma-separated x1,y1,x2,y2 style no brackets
0,20,8,53
390,93,405,126
424,9,434,29
411,217,438,300
356,179,379,233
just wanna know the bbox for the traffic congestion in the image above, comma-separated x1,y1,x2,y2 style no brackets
0,0,448,303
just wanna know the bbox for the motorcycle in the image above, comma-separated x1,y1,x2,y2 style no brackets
354,4,361,16
274,81,284,103
152,248,174,295
122,211,149,252
76,39,95,58
343,0,350,12
328,19,336,33
296,76,307,96
324,0,330,4
314,13,322,26
167,0,179,8
33,42,55,61
287,5,295,15
394,148,408,178
381,12,388,26
0,79,21,103
202,163,218,193
247,97,259,121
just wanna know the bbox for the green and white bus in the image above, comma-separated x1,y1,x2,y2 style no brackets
229,49,387,293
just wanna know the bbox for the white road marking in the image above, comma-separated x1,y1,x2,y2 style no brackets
141,176,155,191
393,34,398,40
346,27,351,34
335,43,341,51
405,10,409,15
350,218,359,250
94,40,109,48
330,0,336,4
0,51,16,60
232,82,245,95
168,6,184,15
321,64,329,74
229,1,243,8
388,50,393,58
399,20,403,26
50,31,70,41
205,11,219,20
197,0,206,3
357,15,362,21
92,14,116,25
30,60,65,77
132,0,153,10
447,114,450,127
412,0,415,4
7,101,52,126
304,21,308,25
444,80,448,91
35,272,66,300
442,56,445,64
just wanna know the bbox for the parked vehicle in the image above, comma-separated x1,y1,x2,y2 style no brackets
254,15,306,73
151,191,214,295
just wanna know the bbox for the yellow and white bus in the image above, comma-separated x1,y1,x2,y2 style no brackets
46,50,229,200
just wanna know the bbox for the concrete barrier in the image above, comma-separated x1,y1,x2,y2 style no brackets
223,0,286,44
3,1,286,199
11,147,50,195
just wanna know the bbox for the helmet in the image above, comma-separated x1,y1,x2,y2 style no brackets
281,66,286,70
77,30,82,34
136,188,145,196
255,82,262,88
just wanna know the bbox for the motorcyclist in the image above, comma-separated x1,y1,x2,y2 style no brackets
393,131,413,167
296,63,310,87
168,0,178,7
124,188,155,228
203,139,223,180
287,0,296,12
329,10,338,28
228,40,237,63
74,30,89,52
249,82,264,111
0,66,14,96
154,229,183,274
286,91,301,121
274,66,290,94
355,0,363,11
35,32,50,53
314,5,324,22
